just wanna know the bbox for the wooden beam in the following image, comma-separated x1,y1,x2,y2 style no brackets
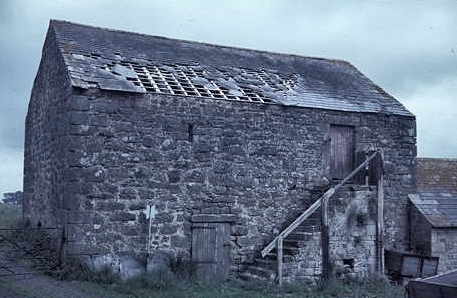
321,195,330,280
377,156,385,274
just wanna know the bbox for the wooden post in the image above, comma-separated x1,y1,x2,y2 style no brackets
377,160,385,274
321,195,330,280
277,236,283,286
365,151,370,186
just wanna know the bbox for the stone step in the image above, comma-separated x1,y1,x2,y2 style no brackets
253,258,276,270
239,271,271,282
264,252,295,262
283,245,300,255
265,244,301,255
285,231,321,243
244,265,276,280
292,224,321,233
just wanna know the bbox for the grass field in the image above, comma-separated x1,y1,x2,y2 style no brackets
0,203,21,228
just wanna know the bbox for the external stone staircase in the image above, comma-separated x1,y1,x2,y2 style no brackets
240,183,380,282
241,214,322,282
240,151,382,283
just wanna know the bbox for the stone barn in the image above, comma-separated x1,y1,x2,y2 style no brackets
23,20,416,282
409,158,457,274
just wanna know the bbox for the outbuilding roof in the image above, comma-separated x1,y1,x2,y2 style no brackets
49,20,413,116
417,158,457,192
410,158,457,228
409,193,457,228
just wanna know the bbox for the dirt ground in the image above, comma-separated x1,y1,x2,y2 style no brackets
0,272,106,298
0,255,111,298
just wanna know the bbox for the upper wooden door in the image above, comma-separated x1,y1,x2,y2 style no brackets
330,125,355,179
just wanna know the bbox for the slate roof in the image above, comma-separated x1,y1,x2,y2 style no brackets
410,158,457,228
417,158,457,192
410,193,457,228
49,20,413,116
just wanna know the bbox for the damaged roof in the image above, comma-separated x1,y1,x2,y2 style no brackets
410,158,457,228
49,20,413,116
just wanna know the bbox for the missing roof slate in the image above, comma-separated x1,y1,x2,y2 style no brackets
53,20,414,116
94,55,290,103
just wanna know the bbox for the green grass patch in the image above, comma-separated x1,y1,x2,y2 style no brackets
67,275,405,298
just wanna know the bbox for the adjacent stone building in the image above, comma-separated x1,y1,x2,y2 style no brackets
23,20,416,282
409,158,457,273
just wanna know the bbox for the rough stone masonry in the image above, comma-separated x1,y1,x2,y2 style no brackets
23,20,416,281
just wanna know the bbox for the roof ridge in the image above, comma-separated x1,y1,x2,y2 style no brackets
418,157,457,162
49,19,350,66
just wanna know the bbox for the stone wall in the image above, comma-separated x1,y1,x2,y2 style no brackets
281,186,378,282
409,202,457,274
23,26,73,228
409,201,432,255
410,203,457,274
431,229,457,273
24,56,416,276
329,186,378,276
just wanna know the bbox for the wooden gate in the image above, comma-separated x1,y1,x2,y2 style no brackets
0,227,62,276
330,125,355,179
191,214,234,283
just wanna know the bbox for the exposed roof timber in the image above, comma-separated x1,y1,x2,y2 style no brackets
52,20,414,117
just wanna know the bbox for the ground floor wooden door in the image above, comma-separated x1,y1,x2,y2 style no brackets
191,221,231,282
330,125,355,179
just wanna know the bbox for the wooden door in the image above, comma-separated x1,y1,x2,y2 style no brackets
192,222,230,282
330,125,355,179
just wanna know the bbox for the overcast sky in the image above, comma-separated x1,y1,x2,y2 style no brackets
1,0,456,196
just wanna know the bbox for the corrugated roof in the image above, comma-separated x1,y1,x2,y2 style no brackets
49,20,414,117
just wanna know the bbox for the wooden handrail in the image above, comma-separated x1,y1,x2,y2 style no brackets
261,151,379,258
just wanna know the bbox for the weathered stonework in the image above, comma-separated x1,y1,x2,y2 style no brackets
24,21,417,281
409,158,457,275
410,196,457,274
274,186,378,282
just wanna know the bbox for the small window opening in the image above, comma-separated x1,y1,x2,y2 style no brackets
188,124,194,143
342,258,355,272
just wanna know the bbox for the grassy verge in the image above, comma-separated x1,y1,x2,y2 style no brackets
0,204,22,228
69,275,405,298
